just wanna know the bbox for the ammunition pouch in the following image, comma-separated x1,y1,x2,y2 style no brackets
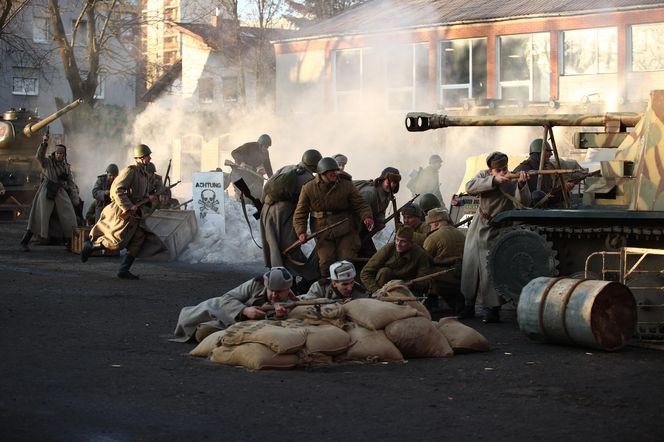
45,179,60,200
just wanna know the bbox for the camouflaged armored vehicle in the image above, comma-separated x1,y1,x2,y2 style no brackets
406,91,664,340
0,99,83,209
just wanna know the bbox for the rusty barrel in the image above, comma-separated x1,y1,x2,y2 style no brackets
517,277,637,351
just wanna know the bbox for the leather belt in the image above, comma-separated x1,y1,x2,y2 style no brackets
312,210,345,219
479,208,493,222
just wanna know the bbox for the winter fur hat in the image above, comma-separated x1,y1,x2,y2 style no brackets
425,208,451,225
329,260,356,281
263,267,293,291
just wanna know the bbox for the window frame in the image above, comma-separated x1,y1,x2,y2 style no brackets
498,32,550,102
12,68,39,96
562,27,617,75
438,37,487,108
333,48,365,113
630,22,664,72
32,16,50,43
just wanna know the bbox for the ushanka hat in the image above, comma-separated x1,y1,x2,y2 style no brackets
263,267,293,291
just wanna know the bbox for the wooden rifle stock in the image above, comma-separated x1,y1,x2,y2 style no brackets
282,218,349,255
225,159,267,181
233,178,262,219
259,298,339,312
404,266,455,286
120,180,181,218
506,169,580,180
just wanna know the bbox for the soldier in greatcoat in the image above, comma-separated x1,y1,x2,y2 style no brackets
293,157,374,278
91,163,119,223
20,133,81,251
260,149,322,281
300,260,370,301
81,144,166,279
230,133,273,201
460,152,530,323
360,226,431,294
172,267,297,342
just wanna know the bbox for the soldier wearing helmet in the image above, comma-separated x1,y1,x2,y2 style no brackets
173,266,299,342
407,154,445,206
230,134,274,202
293,157,373,277
460,152,530,323
300,260,369,300
513,138,576,207
82,143,166,280
20,132,81,251
353,166,401,256
418,193,443,215
90,163,119,223
260,148,322,282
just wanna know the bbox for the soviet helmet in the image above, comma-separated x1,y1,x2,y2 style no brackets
302,149,323,168
529,138,552,154
106,163,119,176
418,193,441,214
316,157,340,174
134,143,152,158
257,134,272,147
429,154,443,164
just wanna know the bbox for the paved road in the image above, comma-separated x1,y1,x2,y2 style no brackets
1,221,663,441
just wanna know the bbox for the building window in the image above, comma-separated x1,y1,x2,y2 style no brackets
12,68,39,96
563,28,617,75
33,17,50,43
222,76,238,102
385,43,428,111
439,38,487,108
71,19,87,46
334,49,362,112
631,23,664,72
198,78,214,104
499,33,550,102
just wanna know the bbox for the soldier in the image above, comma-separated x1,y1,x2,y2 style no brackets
418,192,444,215
333,153,352,180
408,154,444,205
20,133,81,251
460,152,530,323
260,148,322,281
354,166,401,256
400,202,427,246
423,208,466,313
81,143,166,279
173,267,297,342
293,157,374,277
300,260,370,301
513,138,575,207
230,133,273,202
91,163,119,223
360,225,431,294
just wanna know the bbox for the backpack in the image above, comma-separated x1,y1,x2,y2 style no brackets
263,165,306,204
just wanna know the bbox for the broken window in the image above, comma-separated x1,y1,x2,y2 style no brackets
12,68,39,96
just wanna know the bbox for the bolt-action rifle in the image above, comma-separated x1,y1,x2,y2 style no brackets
282,218,350,255
506,169,589,180
259,298,340,312
403,266,456,287
119,181,181,218
369,193,419,238
225,159,268,181
233,178,262,220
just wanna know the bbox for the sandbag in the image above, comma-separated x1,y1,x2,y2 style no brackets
343,298,419,330
437,317,490,353
374,280,432,320
288,303,346,321
385,317,453,358
340,324,404,362
305,324,351,355
222,321,307,354
210,343,299,370
190,330,227,357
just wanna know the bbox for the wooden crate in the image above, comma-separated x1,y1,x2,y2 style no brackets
70,226,117,256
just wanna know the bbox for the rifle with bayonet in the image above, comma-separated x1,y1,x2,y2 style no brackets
225,159,268,181
282,218,349,255
369,193,420,238
233,178,262,219
120,181,181,218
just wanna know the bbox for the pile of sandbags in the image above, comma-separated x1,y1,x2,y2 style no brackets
187,286,490,370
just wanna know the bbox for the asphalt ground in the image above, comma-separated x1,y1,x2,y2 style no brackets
1,220,664,441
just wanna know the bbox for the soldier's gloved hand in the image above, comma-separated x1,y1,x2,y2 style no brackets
242,306,266,319
364,217,374,231
298,233,307,244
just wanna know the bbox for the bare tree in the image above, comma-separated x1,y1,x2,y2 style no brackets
284,0,363,28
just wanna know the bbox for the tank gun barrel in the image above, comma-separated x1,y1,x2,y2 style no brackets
405,112,642,132
22,98,84,137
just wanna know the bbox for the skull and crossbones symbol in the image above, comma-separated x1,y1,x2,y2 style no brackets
198,189,219,219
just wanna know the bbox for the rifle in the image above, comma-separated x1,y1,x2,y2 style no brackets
369,193,419,238
282,218,350,255
177,198,193,209
164,158,172,187
119,180,181,218
259,298,339,312
386,172,400,232
404,266,455,287
372,295,427,304
454,216,473,228
506,169,582,180
233,178,262,220
225,159,268,181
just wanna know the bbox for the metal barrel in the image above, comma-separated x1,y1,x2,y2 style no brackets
404,112,642,132
22,98,84,137
517,277,637,351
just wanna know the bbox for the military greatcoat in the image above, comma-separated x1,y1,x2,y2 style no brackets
460,170,531,308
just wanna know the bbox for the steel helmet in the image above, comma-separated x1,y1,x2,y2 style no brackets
529,139,552,154
429,154,443,164
134,143,152,158
257,134,272,147
302,149,323,168
106,163,119,175
418,193,441,214
316,157,340,174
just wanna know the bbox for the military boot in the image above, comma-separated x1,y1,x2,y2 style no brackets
117,254,139,280
457,302,476,319
81,241,102,263
20,230,33,252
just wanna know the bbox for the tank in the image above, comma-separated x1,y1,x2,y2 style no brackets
406,90,664,342
0,99,83,206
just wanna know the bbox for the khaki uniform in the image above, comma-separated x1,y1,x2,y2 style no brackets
460,170,531,308
360,242,431,293
26,142,80,240
293,176,372,277
91,174,112,222
411,220,429,246
173,277,297,341
231,141,273,201
300,279,369,300
260,163,319,280
424,225,466,306
89,164,164,257
354,179,391,256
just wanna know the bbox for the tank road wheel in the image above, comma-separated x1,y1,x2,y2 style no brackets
487,226,558,303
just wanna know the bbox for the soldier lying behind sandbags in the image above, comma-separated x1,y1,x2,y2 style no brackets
300,260,370,301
